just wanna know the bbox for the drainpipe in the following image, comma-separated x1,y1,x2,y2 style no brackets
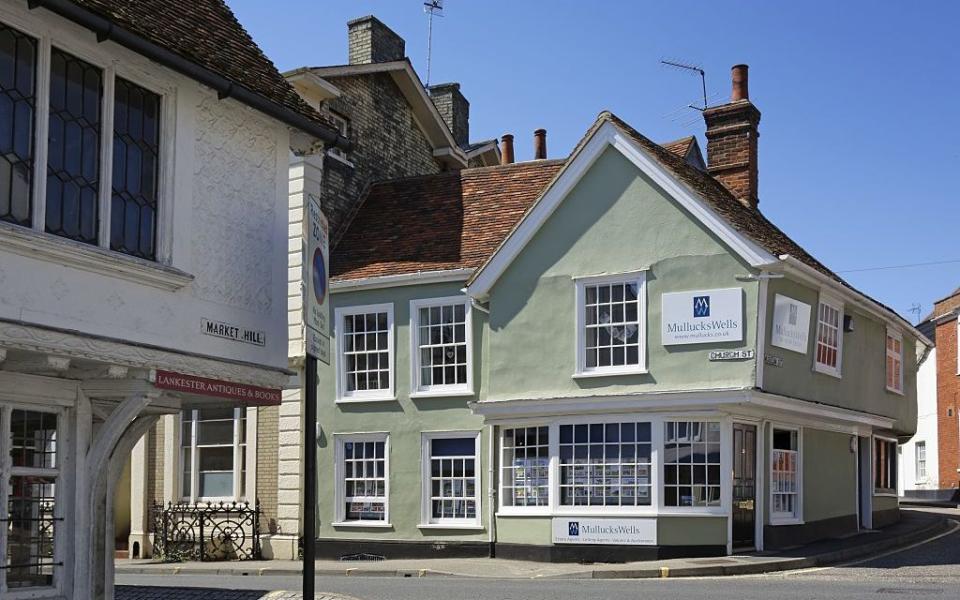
488,424,497,557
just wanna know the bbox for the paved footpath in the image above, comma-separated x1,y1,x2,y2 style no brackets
116,588,357,600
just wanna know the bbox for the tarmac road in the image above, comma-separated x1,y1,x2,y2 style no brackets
117,507,960,600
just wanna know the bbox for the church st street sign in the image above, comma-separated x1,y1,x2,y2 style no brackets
154,370,282,405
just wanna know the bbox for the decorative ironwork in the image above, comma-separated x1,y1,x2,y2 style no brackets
151,500,261,562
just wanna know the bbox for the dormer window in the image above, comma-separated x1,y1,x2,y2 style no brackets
0,21,164,261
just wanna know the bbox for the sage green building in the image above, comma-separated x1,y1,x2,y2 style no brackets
316,74,926,561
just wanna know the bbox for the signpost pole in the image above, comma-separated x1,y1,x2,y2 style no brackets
302,193,329,600
303,355,317,598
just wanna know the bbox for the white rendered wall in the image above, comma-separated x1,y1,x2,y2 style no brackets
900,347,938,492
0,1,291,375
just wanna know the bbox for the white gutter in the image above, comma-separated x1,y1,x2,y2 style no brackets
774,255,933,348
330,268,475,292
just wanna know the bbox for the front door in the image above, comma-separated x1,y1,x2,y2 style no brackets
732,423,757,549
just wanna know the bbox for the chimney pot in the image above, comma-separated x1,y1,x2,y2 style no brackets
533,129,547,160
731,64,749,101
500,134,515,165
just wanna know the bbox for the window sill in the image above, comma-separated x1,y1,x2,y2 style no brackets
769,517,804,526
0,222,192,291
331,521,393,528
417,523,485,530
496,508,552,517
409,389,475,399
886,386,904,396
572,368,649,379
335,395,397,404
873,491,898,498
326,152,355,168
812,364,842,379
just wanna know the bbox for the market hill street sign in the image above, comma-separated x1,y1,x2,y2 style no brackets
201,318,266,346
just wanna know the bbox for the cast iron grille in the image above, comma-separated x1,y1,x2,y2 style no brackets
111,77,160,260
45,47,102,244
151,500,261,562
0,22,37,227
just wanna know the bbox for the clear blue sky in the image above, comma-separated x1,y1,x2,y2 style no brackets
230,0,959,323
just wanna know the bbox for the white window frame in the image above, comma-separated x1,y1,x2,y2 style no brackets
768,424,803,526
885,328,904,395
915,441,927,482
0,7,177,265
419,430,482,529
496,414,731,518
334,303,395,402
0,404,64,597
333,432,390,527
573,270,648,378
177,407,255,503
813,293,844,378
409,296,473,397
326,111,351,164
873,435,898,496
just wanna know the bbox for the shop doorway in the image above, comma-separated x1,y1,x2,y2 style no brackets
732,423,757,549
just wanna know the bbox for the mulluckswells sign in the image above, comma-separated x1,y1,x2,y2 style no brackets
661,288,743,345
770,294,811,354
552,517,656,545
154,370,281,405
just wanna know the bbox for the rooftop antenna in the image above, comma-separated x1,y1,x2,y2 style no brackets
909,303,923,323
661,58,708,111
424,0,444,86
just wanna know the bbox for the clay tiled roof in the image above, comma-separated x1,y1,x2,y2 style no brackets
331,160,564,281
660,136,697,159
68,0,329,129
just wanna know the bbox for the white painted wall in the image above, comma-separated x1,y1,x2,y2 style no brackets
0,1,291,372
900,347,938,492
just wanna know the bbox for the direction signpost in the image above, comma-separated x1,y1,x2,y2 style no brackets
303,194,329,598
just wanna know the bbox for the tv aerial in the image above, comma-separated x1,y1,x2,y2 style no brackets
661,58,709,111
424,0,444,86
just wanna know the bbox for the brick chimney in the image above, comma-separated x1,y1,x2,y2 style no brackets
703,64,761,209
347,16,405,65
533,129,547,159
429,83,470,147
500,134,514,165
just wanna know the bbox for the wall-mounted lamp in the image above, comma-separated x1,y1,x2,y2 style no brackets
843,315,855,333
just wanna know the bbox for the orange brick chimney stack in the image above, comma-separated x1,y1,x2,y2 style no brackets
500,134,515,165
533,129,547,159
704,64,761,209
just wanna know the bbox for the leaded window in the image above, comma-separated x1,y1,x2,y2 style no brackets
663,421,721,507
412,298,471,393
1,408,60,590
559,422,652,507
45,48,102,244
180,408,247,501
338,436,387,522
424,435,478,524
771,428,800,521
111,77,160,259
0,23,37,227
501,426,549,508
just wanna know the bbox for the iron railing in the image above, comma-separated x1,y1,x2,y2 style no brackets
151,500,261,562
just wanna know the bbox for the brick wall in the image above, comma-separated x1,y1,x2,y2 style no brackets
320,72,442,241
145,420,164,531
347,16,405,65
935,313,959,487
256,404,279,533
429,83,470,148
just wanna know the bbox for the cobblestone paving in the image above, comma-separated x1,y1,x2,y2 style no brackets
116,587,352,600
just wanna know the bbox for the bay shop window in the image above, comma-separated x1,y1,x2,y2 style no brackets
0,20,165,260
499,418,726,514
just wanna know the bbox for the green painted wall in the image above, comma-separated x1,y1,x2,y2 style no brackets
493,516,726,546
317,281,489,542
801,428,857,523
761,278,918,435
484,147,759,402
